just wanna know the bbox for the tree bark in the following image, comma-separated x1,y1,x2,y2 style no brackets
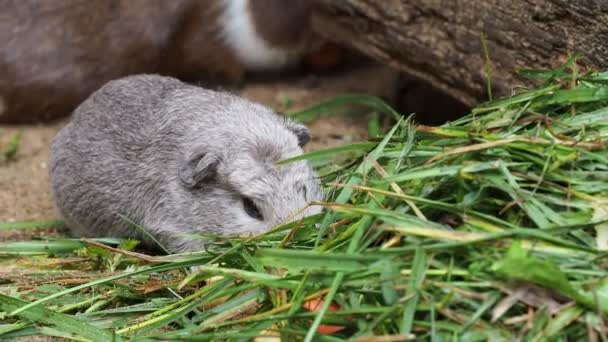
311,0,608,107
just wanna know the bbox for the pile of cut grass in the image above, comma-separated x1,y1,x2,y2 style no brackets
1,59,608,341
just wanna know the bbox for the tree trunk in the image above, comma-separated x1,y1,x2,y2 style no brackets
311,0,608,107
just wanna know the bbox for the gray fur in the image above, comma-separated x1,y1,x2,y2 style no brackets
49,74,322,253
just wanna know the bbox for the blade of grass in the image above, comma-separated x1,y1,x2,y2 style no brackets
400,247,427,335
0,294,119,342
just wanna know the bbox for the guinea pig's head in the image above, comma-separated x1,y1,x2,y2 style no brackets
178,118,323,236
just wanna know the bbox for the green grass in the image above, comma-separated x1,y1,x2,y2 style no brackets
2,130,23,161
2,59,608,341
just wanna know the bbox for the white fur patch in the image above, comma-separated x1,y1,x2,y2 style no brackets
220,0,298,70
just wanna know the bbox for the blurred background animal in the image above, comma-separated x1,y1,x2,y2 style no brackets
0,0,333,123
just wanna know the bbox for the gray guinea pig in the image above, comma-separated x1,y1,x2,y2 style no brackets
49,74,323,253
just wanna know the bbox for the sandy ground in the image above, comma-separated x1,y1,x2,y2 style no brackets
0,63,399,225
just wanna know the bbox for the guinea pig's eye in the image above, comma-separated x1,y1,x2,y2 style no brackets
242,197,263,220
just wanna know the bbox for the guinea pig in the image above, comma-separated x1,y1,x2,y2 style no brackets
48,74,323,253
0,0,321,123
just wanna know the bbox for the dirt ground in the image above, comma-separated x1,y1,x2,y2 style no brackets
0,63,400,225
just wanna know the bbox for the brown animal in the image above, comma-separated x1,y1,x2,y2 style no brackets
0,0,322,123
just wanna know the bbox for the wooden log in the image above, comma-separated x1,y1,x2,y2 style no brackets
311,0,608,107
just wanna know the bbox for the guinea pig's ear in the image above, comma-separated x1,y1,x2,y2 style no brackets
284,119,311,147
179,149,220,188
